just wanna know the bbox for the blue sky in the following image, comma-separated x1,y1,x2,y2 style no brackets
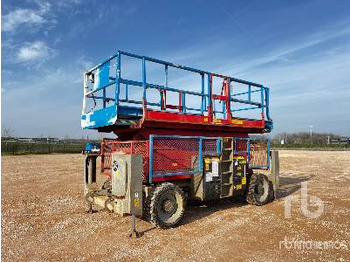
2,0,350,139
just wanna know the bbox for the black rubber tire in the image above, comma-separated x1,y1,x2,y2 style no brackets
246,173,274,206
143,191,152,222
268,180,275,202
148,183,185,228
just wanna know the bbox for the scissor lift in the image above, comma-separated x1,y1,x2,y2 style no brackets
82,51,279,230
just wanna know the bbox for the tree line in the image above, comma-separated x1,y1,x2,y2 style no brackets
271,132,349,146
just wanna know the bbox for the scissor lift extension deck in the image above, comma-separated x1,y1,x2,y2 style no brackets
81,51,273,138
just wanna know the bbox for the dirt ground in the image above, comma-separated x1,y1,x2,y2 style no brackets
1,151,350,261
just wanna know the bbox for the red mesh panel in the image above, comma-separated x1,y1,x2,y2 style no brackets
101,139,148,181
101,137,221,182
134,141,149,179
249,140,268,167
235,139,247,153
202,139,218,155
153,137,199,174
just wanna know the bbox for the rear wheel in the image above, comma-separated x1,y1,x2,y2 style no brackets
148,183,185,228
246,173,274,205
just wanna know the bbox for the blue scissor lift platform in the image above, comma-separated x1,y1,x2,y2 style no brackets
81,51,273,140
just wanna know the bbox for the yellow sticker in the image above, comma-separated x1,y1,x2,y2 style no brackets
116,170,120,178
242,177,246,185
204,117,209,122
213,119,222,123
134,198,139,207
232,119,243,125
236,184,242,190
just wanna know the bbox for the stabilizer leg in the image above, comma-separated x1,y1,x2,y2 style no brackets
84,154,98,213
129,215,142,238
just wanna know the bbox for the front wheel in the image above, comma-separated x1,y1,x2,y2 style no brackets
148,183,185,228
246,173,274,205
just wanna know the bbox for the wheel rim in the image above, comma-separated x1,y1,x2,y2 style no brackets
162,199,176,213
156,191,182,224
255,177,269,202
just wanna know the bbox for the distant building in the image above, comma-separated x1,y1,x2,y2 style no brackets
17,138,34,143
1,137,59,143
330,138,350,145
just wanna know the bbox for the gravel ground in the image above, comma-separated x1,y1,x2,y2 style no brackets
1,151,350,261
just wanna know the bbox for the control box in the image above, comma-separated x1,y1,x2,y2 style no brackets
203,157,221,200
232,156,247,191
111,154,143,217
192,156,221,201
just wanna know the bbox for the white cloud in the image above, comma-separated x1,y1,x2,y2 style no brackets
55,0,83,8
16,41,52,63
216,23,350,78
2,1,50,32
1,57,97,138
2,9,44,32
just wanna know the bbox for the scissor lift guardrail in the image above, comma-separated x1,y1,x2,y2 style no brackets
81,51,273,135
